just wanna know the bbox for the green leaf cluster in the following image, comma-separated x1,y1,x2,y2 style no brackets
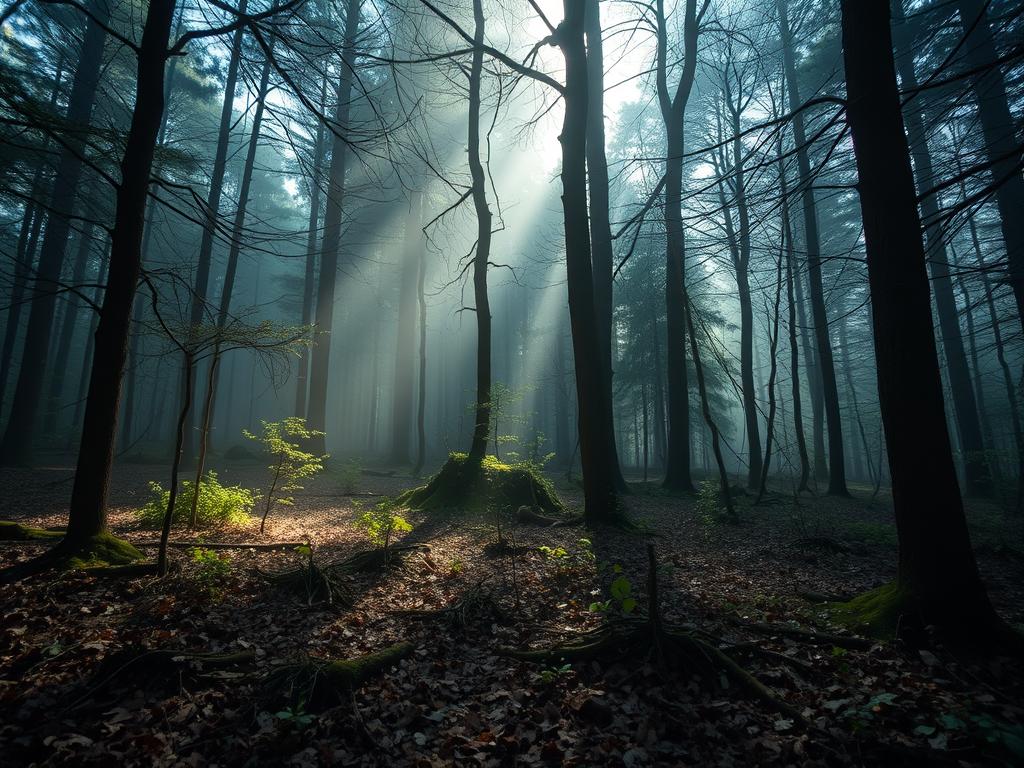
138,471,255,528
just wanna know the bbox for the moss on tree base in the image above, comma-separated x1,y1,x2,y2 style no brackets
58,532,145,570
397,453,566,516
827,581,914,641
0,521,65,541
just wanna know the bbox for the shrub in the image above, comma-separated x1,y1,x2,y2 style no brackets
190,547,231,598
355,498,412,552
138,471,255,528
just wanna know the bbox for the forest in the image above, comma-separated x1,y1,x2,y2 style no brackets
0,0,1023,764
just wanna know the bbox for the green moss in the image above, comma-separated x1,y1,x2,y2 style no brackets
63,532,144,570
397,452,566,516
321,641,414,689
0,521,64,541
827,581,911,640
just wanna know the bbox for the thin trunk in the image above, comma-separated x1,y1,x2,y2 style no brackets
466,0,492,463
392,190,422,465
182,0,249,462
43,220,94,437
777,0,847,495
954,0,1024,335
840,0,995,629
756,228,784,503
413,214,428,476
159,352,193,576
306,0,361,452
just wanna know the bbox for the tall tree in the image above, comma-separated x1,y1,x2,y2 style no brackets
776,0,847,495
306,0,362,452
892,0,991,496
954,0,1024,335
60,0,177,559
655,0,704,492
839,0,997,634
391,190,423,465
0,0,109,465
584,0,627,491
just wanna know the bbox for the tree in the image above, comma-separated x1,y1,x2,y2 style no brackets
776,0,847,495
838,0,999,636
0,0,109,465
655,0,705,492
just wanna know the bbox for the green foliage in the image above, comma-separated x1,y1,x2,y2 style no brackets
589,564,637,615
244,418,327,526
536,663,572,685
274,702,315,730
696,480,725,525
355,499,413,551
539,538,595,576
334,457,362,494
138,471,256,528
190,547,231,599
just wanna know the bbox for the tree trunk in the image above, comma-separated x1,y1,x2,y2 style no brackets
413,207,428,476
840,0,995,630
181,0,249,463
892,0,991,495
295,76,328,417
0,1,109,465
306,0,361,452
70,236,110,442
656,0,699,493
558,0,618,522
776,0,847,495
63,0,175,549
466,0,492,463
160,352,194,576
954,0,1024,335
392,190,422,465
584,0,628,492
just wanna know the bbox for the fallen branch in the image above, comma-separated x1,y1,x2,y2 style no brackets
730,616,873,650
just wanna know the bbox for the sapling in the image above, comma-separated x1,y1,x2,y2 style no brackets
355,498,412,563
244,418,327,533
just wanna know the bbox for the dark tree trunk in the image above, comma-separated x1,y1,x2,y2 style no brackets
199,50,273,457
840,0,996,629
584,0,628,492
0,2,108,465
42,221,95,438
306,0,361,452
295,77,327,418
413,219,428,476
392,190,422,465
893,0,991,495
954,0,1024,335
71,237,110,441
181,0,249,463
793,248,826,481
557,0,619,522
63,0,175,548
779,149,810,490
656,0,699,493
777,0,847,495
466,0,492,463
757,227,784,503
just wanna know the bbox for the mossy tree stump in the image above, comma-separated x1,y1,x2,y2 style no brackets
397,453,566,516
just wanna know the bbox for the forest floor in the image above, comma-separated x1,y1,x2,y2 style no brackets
1,460,1023,767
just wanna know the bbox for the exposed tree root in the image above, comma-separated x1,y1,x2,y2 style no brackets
265,641,415,711
501,545,806,724
397,453,565,516
259,558,353,607
730,616,873,650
